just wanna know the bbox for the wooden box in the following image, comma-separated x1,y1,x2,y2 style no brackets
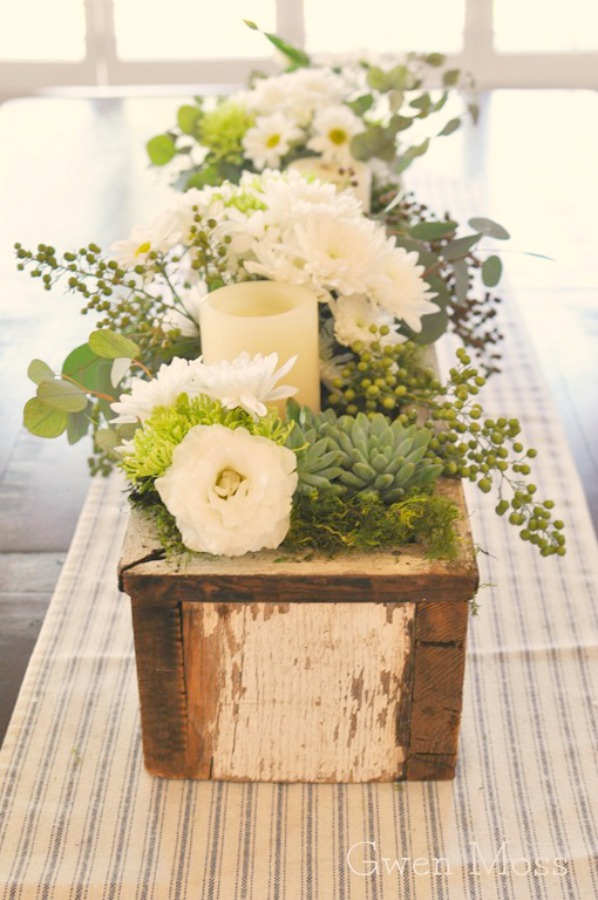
118,480,478,782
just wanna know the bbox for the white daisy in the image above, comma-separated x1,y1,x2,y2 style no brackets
110,357,202,424
242,113,304,170
110,209,183,268
190,352,298,419
307,105,364,163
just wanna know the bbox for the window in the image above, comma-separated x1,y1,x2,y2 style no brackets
1,0,597,96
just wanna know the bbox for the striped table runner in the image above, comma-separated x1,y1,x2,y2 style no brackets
1,191,597,900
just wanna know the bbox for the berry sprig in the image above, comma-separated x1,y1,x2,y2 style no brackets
328,336,565,556
428,348,565,556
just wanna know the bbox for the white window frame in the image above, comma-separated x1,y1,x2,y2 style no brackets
1,0,597,97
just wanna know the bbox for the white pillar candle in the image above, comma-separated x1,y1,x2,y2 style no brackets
200,281,321,412
287,157,372,212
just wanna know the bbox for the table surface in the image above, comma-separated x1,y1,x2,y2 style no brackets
0,89,597,747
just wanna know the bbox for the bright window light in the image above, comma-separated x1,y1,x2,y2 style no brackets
0,0,85,61
304,0,465,54
114,1,276,60
494,0,598,51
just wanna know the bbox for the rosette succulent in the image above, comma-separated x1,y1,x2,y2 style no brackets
321,412,442,503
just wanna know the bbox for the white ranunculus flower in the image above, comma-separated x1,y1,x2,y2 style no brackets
110,357,203,424
155,425,298,557
190,352,298,419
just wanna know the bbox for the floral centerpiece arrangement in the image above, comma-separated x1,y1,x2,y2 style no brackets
147,24,505,375
17,170,565,561
147,22,477,195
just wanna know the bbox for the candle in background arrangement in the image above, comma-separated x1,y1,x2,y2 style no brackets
200,281,321,411
287,157,372,212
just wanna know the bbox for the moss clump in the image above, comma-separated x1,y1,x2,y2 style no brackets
284,489,460,559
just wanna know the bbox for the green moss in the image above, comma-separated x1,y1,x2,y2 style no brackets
284,488,460,559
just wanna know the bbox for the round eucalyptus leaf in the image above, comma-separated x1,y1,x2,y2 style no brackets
24,398,68,438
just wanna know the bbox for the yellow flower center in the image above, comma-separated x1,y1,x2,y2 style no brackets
328,128,348,146
215,468,245,499
135,241,151,257
266,133,281,149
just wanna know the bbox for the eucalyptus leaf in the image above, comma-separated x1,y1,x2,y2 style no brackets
395,139,430,174
27,359,54,384
94,428,120,452
409,220,458,240
346,94,375,117
481,255,503,287
350,126,398,163
23,398,68,438
468,217,510,240
89,330,140,360
409,93,432,113
424,53,446,67
405,305,449,345
146,134,177,166
442,233,483,261
442,69,461,87
62,343,114,397
67,405,92,445
438,118,461,137
37,379,88,412
177,104,202,136
452,258,470,303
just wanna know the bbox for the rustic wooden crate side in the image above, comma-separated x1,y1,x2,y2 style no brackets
119,478,478,782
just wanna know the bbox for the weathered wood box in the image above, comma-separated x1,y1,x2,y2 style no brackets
118,480,478,783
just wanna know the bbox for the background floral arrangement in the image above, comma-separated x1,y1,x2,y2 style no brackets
147,22,477,194
146,24,506,374
16,169,566,560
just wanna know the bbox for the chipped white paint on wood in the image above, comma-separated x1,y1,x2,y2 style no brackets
182,601,415,782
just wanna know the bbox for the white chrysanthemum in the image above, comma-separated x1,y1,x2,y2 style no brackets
162,282,207,337
191,352,297,419
370,246,438,332
253,168,363,223
318,320,353,389
331,294,405,348
110,209,183,268
242,113,304,170
247,209,388,300
241,68,350,126
307,105,363,163
110,357,202,424
155,425,298,557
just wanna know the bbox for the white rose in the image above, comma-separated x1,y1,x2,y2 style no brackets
155,425,298,557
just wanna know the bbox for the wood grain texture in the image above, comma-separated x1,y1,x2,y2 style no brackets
181,601,415,782
121,478,478,782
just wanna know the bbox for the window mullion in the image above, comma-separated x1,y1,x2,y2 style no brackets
276,0,305,49
463,0,494,85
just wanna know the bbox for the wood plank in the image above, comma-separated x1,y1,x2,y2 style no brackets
181,601,415,782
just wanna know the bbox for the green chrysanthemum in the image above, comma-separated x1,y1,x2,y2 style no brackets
199,101,255,162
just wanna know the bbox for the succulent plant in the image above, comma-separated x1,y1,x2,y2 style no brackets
321,412,443,503
285,401,344,495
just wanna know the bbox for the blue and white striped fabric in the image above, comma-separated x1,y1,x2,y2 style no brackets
1,186,597,899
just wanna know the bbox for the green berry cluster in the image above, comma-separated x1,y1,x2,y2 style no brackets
327,333,439,417
428,348,565,557
14,209,233,372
